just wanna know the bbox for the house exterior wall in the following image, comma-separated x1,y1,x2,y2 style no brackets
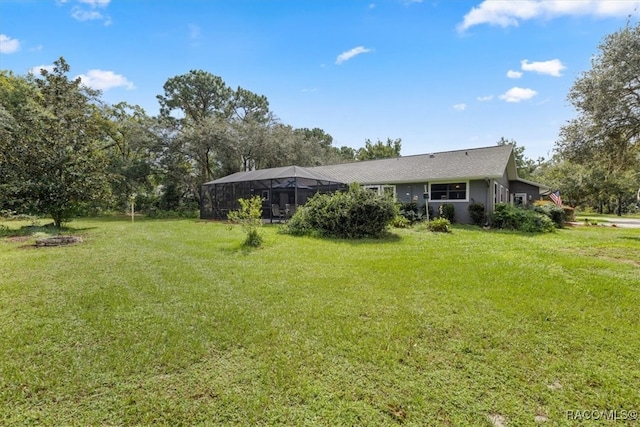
365,180,500,224
509,180,542,205
426,179,487,224
395,183,428,204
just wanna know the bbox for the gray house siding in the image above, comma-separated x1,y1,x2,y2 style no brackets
509,180,542,205
426,179,486,224
395,183,428,203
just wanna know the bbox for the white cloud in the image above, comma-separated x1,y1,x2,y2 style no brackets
71,7,103,21
335,46,373,65
477,95,494,102
458,0,640,32
507,70,523,79
77,69,135,91
499,87,537,103
78,0,110,6
69,0,111,24
0,34,21,54
453,103,467,111
29,65,55,75
521,59,566,77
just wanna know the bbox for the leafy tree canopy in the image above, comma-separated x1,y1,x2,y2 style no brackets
356,138,401,161
555,21,640,214
0,57,110,226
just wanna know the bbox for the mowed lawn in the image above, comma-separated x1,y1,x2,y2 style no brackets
0,218,638,426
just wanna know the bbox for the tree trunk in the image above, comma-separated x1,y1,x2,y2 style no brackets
52,212,62,228
617,195,622,216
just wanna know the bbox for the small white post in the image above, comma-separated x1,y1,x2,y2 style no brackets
130,193,137,223
423,192,429,223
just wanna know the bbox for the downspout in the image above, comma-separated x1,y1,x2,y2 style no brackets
485,178,491,224
269,179,273,223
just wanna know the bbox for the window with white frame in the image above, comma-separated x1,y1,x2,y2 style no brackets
430,182,467,201
500,185,504,203
494,182,498,205
363,185,396,199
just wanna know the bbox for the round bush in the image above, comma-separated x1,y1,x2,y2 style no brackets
283,184,397,238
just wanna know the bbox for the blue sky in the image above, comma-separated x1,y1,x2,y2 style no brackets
1,0,639,160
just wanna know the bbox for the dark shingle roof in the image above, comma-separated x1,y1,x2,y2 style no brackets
204,165,340,185
204,145,521,186
310,145,515,184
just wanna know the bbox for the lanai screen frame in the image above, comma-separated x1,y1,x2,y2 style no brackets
200,167,347,221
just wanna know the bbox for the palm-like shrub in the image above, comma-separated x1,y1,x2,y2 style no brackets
227,196,264,247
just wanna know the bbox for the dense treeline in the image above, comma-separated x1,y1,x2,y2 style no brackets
0,58,402,224
2,21,639,225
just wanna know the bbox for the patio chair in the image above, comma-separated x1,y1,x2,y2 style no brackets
271,204,284,221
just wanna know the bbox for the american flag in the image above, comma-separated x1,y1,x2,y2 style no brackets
550,190,562,206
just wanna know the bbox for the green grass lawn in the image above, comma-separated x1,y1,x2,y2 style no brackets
1,218,638,426
575,212,640,222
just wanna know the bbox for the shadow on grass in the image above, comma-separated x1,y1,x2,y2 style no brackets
280,230,403,245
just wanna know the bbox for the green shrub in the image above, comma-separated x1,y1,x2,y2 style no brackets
468,203,486,226
398,202,423,224
281,206,316,236
390,214,411,228
227,196,264,247
282,184,397,238
563,206,576,222
427,218,451,233
491,204,555,233
439,203,455,222
520,212,555,233
533,202,565,228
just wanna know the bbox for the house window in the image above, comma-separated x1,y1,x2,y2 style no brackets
363,185,396,199
500,185,504,203
430,182,467,201
494,182,498,205
514,193,527,206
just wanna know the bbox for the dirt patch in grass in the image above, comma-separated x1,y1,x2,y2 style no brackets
35,236,83,247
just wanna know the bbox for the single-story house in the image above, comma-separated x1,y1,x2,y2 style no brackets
200,144,549,224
